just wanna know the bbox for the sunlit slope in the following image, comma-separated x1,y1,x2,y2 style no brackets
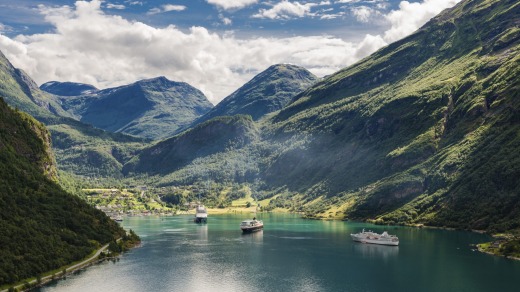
264,0,520,230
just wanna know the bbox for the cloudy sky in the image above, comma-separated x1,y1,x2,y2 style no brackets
0,0,460,103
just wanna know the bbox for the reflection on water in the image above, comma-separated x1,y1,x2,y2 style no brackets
196,224,208,241
352,242,399,259
241,229,263,243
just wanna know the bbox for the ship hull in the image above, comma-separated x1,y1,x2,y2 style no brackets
241,225,263,233
194,216,207,223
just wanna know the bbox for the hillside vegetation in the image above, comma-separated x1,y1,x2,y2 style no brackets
0,98,125,286
262,0,520,231
124,115,258,177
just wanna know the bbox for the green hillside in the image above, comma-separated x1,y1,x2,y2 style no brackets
263,0,520,231
123,115,258,177
0,97,125,286
193,64,317,125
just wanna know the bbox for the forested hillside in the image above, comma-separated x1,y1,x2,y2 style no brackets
261,0,520,230
0,98,125,286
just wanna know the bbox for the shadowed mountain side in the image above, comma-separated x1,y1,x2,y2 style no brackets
123,115,258,175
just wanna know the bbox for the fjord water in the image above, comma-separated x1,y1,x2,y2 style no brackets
39,214,519,292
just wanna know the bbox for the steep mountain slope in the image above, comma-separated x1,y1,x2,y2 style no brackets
40,81,97,96
0,97,125,285
123,115,258,176
0,50,146,178
263,0,520,230
193,64,317,125
46,77,213,140
0,51,70,118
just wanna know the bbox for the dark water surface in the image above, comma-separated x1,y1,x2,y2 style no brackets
39,214,520,292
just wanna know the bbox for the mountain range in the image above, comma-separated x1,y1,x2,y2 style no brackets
42,77,214,140
0,51,147,179
120,0,520,231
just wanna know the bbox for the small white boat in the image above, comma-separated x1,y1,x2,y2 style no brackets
351,229,399,246
240,219,263,233
194,205,207,223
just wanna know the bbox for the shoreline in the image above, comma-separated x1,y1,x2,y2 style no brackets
1,243,111,292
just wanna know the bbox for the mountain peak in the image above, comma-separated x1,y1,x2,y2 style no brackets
192,64,318,125
40,81,98,96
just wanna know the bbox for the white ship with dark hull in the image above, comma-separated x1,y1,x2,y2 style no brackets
240,219,263,233
194,205,207,223
351,229,399,246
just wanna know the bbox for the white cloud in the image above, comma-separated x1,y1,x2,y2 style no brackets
0,0,461,104
163,4,187,12
384,0,461,43
147,4,186,15
106,3,125,10
0,23,14,33
207,0,258,10
252,1,317,19
335,0,360,3
350,6,373,23
219,14,233,25
125,1,143,5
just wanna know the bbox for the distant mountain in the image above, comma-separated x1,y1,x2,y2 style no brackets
0,50,145,179
0,97,124,286
40,81,98,96
44,76,213,140
194,64,317,125
123,115,258,176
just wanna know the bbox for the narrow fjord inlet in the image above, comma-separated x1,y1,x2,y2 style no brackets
1,0,520,291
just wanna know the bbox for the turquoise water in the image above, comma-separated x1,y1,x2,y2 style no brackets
39,214,520,292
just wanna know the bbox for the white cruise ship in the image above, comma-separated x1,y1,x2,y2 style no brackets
351,229,399,246
194,205,207,223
